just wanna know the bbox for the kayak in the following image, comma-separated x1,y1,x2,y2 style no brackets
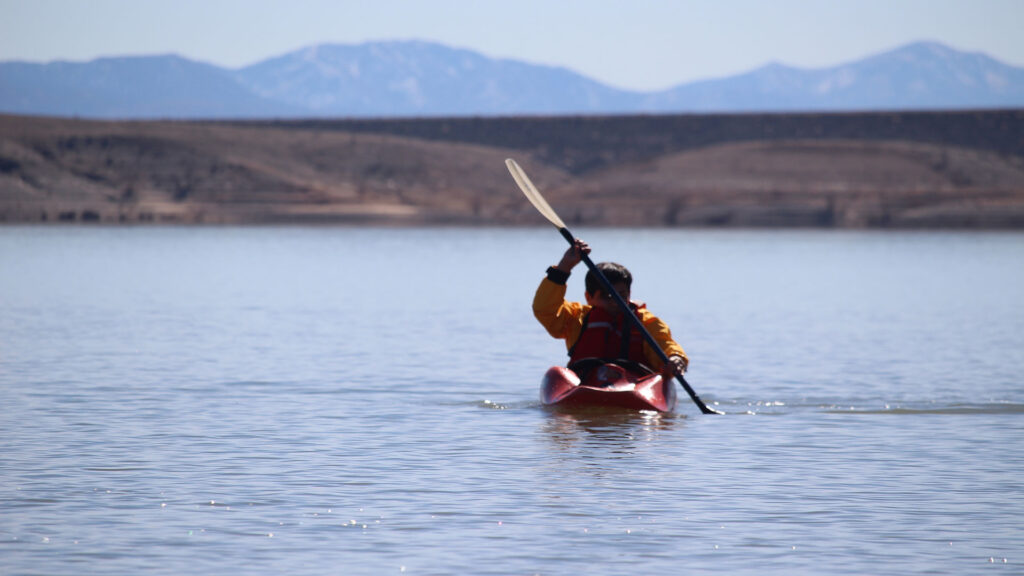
540,360,677,412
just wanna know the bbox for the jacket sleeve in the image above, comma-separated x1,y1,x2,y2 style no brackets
638,308,688,370
532,277,585,344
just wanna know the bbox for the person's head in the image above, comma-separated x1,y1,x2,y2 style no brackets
584,262,633,314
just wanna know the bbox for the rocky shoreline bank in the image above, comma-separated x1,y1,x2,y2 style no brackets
2,111,1023,228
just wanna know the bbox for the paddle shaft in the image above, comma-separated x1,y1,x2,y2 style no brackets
556,227,719,415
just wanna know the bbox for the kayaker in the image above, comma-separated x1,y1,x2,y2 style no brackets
533,238,689,380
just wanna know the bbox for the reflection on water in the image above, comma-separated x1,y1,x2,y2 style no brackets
541,409,681,449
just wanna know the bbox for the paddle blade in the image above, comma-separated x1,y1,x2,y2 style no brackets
506,158,566,229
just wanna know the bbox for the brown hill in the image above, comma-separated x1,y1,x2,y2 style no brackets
2,112,1023,227
0,114,569,224
556,139,1024,227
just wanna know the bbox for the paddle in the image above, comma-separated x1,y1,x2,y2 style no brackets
506,158,721,415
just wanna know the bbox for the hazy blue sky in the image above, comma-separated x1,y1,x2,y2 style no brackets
2,0,1022,91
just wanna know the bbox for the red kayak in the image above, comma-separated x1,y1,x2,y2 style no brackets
540,360,677,412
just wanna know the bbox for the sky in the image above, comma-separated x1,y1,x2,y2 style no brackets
2,0,1023,91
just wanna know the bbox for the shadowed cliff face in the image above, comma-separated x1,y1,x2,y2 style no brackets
1,112,1023,227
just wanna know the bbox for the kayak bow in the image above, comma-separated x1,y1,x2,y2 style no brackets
541,362,677,412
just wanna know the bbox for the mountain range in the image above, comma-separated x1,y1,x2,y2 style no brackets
1,40,1023,119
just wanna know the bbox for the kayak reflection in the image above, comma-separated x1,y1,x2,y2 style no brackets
541,408,682,452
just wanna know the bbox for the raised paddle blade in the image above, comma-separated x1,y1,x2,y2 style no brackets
505,159,566,229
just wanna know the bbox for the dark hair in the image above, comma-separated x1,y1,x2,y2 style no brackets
585,262,632,296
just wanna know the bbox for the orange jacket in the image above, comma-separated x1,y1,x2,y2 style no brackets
532,276,687,372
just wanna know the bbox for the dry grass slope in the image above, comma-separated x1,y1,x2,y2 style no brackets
2,113,1023,227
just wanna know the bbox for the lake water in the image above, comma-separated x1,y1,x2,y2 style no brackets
1,226,1022,575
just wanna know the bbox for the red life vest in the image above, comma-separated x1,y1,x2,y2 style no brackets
568,305,647,366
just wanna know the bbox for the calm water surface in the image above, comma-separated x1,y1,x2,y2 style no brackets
1,227,1022,575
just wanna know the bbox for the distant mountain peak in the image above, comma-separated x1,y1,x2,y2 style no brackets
1,39,1022,118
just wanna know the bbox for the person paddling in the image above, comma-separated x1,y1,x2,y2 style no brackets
532,238,688,381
